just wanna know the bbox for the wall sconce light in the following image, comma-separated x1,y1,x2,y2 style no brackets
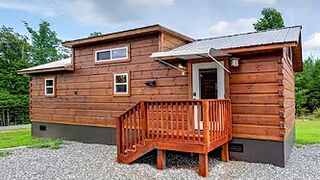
178,63,185,69
230,57,240,67
145,80,157,87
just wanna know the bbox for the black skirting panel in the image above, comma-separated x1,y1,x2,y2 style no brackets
32,122,116,145
229,126,295,167
32,122,295,167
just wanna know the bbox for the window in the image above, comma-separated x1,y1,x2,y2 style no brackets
95,47,128,62
45,78,55,96
113,73,129,95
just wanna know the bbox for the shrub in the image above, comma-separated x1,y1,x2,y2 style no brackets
314,108,320,119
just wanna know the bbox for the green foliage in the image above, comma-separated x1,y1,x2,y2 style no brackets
254,8,285,31
23,20,69,65
0,26,32,95
295,57,320,115
30,138,63,149
0,150,11,157
0,129,63,149
89,32,102,37
314,108,320,119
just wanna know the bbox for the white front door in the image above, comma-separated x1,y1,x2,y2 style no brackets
192,62,225,129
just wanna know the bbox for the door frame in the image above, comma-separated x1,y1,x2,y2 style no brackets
192,61,225,100
191,61,225,129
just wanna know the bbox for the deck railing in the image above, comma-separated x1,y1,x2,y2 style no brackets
116,99,232,157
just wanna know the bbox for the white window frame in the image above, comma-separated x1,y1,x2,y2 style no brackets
45,78,55,96
113,73,129,95
95,46,128,62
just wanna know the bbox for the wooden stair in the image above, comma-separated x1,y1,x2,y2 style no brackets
116,99,232,177
118,143,154,164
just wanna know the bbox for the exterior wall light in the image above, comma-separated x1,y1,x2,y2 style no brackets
230,57,240,67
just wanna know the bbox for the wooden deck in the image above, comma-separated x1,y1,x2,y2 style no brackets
116,99,232,177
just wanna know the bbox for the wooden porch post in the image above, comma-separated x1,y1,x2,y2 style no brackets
198,153,208,177
221,143,229,162
157,149,166,170
115,117,121,162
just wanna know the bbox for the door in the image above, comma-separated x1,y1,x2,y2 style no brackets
192,62,225,129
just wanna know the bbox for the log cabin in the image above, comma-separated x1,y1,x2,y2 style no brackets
19,24,303,177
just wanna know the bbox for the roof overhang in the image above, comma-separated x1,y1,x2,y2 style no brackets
63,24,194,48
151,48,231,73
150,47,230,61
18,58,73,75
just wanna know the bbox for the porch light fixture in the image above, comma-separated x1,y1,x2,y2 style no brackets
230,57,240,67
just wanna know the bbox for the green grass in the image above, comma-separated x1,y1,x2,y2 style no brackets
296,116,320,145
0,150,11,157
0,129,63,149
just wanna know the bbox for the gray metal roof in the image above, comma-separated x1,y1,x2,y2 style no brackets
18,58,72,74
151,26,301,59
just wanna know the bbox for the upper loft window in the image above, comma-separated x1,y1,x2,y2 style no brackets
45,78,55,96
95,47,128,62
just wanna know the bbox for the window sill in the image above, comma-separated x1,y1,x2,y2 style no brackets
113,93,131,97
95,58,130,65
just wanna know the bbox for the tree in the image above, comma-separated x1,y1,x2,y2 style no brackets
89,32,102,37
0,26,32,95
24,20,69,65
0,26,31,125
295,57,320,115
254,8,285,31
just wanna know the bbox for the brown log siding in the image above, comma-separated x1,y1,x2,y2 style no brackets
230,52,285,141
30,34,189,128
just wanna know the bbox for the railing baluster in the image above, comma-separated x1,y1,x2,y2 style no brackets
125,113,129,152
181,102,185,142
133,106,138,145
170,102,174,141
160,102,164,139
197,102,201,143
186,103,190,141
192,102,196,142
137,104,141,145
155,103,159,139
176,102,179,141
166,102,169,140
151,103,154,140
121,116,125,153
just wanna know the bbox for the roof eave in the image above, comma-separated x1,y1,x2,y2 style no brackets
18,66,73,75
222,41,298,53
63,25,194,48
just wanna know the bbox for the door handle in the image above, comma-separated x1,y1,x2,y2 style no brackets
193,92,196,96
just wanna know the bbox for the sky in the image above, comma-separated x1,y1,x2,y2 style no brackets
0,0,319,58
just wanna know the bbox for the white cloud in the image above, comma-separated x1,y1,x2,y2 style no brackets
0,0,176,26
209,18,257,36
303,32,320,58
235,0,276,5
304,32,320,51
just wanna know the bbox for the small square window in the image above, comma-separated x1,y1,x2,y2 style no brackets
114,73,130,95
45,78,55,96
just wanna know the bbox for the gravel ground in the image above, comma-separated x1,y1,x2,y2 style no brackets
0,141,319,180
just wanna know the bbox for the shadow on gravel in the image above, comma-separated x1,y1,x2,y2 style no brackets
136,149,221,170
